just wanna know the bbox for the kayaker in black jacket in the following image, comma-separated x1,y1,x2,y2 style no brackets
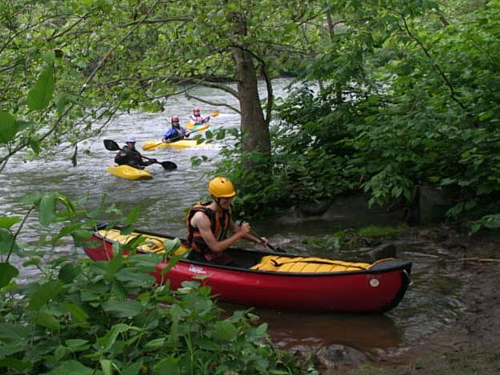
114,136,156,168
186,177,268,265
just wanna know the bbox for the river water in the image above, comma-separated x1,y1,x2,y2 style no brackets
0,79,465,362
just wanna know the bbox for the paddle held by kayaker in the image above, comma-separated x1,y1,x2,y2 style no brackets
186,177,269,265
114,136,157,168
190,107,210,125
162,116,188,143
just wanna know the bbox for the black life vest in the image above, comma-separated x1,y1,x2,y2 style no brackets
186,202,231,255
115,145,144,167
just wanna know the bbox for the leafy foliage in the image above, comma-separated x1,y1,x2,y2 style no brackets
0,193,313,375
217,1,500,223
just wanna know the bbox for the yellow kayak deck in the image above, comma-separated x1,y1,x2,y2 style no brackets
106,165,153,180
142,139,207,150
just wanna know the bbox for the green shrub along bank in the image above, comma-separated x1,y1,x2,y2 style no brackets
0,193,316,375
215,2,500,228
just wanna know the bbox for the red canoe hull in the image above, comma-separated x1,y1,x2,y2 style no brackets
84,229,411,313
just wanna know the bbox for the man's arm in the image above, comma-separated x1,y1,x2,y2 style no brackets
229,220,268,247
192,212,250,253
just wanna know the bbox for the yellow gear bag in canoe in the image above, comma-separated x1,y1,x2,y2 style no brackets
251,255,374,273
97,229,189,256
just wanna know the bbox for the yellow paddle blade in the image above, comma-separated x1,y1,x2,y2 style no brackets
142,141,162,151
191,124,209,133
210,110,220,117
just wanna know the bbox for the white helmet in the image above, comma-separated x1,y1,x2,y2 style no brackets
126,136,136,143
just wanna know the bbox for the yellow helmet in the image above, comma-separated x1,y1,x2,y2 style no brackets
208,177,236,198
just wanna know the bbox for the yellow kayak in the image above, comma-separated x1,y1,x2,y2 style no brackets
142,139,207,150
186,122,211,130
107,165,153,180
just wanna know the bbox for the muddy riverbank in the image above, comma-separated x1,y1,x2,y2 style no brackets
313,222,500,375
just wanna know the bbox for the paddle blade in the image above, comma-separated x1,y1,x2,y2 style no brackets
142,141,162,151
188,124,209,134
210,110,220,117
103,139,120,151
160,161,177,170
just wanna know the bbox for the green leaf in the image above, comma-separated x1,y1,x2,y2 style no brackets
0,357,31,372
121,360,143,375
27,66,55,110
214,320,238,341
0,216,21,229
63,303,89,323
102,300,142,318
126,206,141,224
58,263,81,284
153,356,180,375
144,338,165,350
28,280,63,311
0,323,31,341
18,192,43,206
28,137,41,155
43,51,56,64
0,229,19,255
0,112,17,144
48,360,93,375
22,258,40,267
35,311,60,331
55,93,69,114
163,237,181,253
0,263,19,288
71,229,93,244
38,193,57,225
65,339,90,351
97,323,129,352
100,359,113,375
115,268,156,286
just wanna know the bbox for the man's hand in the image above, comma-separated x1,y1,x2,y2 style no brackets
258,237,269,248
238,222,251,236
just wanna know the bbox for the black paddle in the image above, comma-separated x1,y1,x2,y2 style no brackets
103,139,177,170
238,220,286,253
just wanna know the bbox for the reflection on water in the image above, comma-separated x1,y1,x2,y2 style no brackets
0,79,466,359
221,303,402,351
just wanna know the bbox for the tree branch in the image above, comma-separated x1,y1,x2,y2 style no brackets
185,93,240,114
123,16,192,27
400,15,466,111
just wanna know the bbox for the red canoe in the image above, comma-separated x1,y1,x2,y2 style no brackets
83,226,412,313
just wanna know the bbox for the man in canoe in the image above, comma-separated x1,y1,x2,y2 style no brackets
190,107,210,125
115,136,156,168
186,177,268,265
162,116,188,142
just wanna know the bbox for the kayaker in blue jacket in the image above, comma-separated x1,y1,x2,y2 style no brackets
190,107,210,125
186,177,268,265
115,136,156,168
162,116,188,142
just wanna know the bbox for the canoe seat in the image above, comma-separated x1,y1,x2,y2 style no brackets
251,255,373,273
97,229,189,256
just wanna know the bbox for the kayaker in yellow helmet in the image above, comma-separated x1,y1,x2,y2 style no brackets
114,136,157,168
186,177,268,265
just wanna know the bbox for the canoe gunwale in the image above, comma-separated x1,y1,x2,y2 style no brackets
88,225,412,278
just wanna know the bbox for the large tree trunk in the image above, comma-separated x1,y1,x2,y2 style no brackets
231,13,271,155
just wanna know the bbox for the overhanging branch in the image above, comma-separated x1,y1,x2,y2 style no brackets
185,93,240,114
